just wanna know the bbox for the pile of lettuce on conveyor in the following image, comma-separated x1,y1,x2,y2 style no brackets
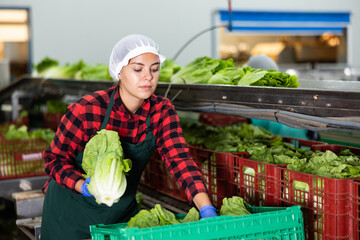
169,56,235,84
159,56,299,88
237,67,299,88
158,58,181,82
32,57,113,81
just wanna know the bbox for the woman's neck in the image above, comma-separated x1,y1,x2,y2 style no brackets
119,88,143,114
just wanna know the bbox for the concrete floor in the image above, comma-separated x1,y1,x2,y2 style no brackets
0,198,30,240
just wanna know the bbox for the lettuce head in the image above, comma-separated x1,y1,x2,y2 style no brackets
82,129,131,207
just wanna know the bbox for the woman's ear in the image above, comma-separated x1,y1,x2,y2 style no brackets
117,73,121,80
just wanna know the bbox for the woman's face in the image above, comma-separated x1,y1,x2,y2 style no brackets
118,52,160,101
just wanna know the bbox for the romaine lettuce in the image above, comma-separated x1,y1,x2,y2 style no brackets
82,129,132,207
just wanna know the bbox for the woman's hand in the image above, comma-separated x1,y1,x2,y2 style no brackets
200,205,218,218
192,192,218,218
79,177,94,197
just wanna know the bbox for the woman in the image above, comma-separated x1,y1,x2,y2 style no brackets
40,34,217,240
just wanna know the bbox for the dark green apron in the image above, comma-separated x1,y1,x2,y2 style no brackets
41,89,156,240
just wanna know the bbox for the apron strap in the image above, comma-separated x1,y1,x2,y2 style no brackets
100,88,116,130
145,113,153,135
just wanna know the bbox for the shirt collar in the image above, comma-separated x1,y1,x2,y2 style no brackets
113,85,150,121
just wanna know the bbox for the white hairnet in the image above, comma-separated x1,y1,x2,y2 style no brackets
109,34,166,80
246,54,279,71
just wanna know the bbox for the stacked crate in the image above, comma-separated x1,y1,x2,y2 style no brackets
0,137,48,179
140,113,360,239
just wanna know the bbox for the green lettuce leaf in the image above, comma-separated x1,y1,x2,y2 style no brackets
151,204,179,225
159,58,181,82
237,68,299,88
3,125,29,140
208,67,245,85
74,64,112,81
126,209,160,228
179,207,200,223
220,196,251,216
171,57,235,84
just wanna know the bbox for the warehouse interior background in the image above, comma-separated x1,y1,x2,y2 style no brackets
1,1,360,240
0,0,360,82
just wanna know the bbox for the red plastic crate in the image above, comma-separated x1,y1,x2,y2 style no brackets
313,145,360,240
274,144,360,239
140,145,231,208
224,137,326,208
188,145,232,208
312,144,360,156
140,151,188,202
0,117,29,135
350,179,360,240
227,154,281,207
43,113,63,131
275,167,352,239
0,138,48,180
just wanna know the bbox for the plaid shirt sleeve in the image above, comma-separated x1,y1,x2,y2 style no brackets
155,99,208,203
43,102,88,193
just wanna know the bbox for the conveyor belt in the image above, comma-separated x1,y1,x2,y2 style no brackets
1,77,360,131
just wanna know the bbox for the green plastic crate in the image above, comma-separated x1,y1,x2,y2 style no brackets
90,205,305,240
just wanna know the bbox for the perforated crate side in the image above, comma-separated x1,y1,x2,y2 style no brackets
139,151,162,189
139,151,188,202
0,138,48,180
227,154,281,207
189,145,232,208
350,179,360,240
275,166,352,239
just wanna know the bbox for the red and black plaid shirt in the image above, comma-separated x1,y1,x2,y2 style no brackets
43,85,207,202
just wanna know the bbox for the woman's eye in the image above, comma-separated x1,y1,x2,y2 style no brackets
133,68,159,73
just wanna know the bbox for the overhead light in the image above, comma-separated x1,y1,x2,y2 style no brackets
0,9,28,23
0,24,29,42
0,9,29,42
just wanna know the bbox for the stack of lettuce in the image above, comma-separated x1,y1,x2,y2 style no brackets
32,57,112,81
159,56,299,88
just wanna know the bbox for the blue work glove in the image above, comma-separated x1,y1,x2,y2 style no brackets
199,205,218,218
81,177,94,197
